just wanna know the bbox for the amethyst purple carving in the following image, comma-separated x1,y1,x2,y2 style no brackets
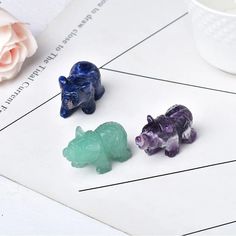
59,61,105,118
135,105,197,157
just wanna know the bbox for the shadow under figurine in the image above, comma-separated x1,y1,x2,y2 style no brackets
59,61,105,118
135,105,197,157
63,122,132,174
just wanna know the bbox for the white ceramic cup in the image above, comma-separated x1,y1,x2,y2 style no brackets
189,0,236,74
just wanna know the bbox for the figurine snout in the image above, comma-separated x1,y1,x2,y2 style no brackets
135,135,148,149
63,148,69,158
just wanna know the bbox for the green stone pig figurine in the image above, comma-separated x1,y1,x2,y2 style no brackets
63,122,132,174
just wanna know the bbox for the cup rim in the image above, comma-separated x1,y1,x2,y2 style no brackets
192,0,236,17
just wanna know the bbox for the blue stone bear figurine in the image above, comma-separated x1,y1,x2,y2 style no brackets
59,61,105,118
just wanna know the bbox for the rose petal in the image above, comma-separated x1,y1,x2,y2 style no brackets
17,42,27,63
0,25,12,53
0,51,12,65
0,44,16,58
0,61,23,82
0,8,18,27
0,8,37,82
17,23,37,57
5,24,25,46
11,23,27,43
0,46,20,72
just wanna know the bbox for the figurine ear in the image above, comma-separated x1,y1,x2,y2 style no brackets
59,76,67,88
75,126,84,138
147,115,154,123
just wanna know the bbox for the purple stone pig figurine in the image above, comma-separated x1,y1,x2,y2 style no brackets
135,105,197,157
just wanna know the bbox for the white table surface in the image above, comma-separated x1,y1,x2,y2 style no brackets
0,176,126,235
2,1,236,235
0,1,126,235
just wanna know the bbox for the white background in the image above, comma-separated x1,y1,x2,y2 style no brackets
1,0,236,235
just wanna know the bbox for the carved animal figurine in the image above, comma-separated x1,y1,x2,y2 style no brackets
135,105,197,157
63,122,132,174
59,61,105,118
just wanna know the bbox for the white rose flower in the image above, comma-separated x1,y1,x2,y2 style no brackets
0,8,38,82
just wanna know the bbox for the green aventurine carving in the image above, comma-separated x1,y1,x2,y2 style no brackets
63,122,132,174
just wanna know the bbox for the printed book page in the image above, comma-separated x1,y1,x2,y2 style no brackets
0,0,236,235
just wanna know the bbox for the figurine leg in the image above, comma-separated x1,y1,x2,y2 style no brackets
165,135,180,157
95,157,112,174
81,99,96,114
71,162,86,168
145,147,162,156
60,106,74,118
117,148,132,162
95,86,105,100
182,128,197,144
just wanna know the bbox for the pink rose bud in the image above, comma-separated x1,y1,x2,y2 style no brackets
0,8,38,82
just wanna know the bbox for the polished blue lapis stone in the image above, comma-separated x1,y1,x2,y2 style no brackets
59,61,105,118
